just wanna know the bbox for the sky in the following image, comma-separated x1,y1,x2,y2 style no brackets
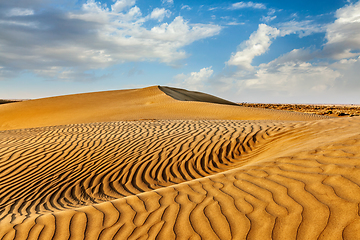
1,0,360,103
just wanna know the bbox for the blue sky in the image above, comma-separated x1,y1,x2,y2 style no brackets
1,0,360,103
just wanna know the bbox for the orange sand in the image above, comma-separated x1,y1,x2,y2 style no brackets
0,86,359,239
0,86,327,131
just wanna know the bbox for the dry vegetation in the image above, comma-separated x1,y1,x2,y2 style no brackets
238,103,360,117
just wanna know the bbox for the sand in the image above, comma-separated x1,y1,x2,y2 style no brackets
238,103,360,117
0,86,328,131
0,86,360,239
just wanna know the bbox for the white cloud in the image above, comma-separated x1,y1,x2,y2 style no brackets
213,2,360,104
6,8,34,17
220,55,360,103
111,0,136,12
278,20,325,38
208,11,360,103
269,48,316,64
162,0,174,5
238,61,340,95
226,21,245,26
211,54,349,103
227,24,280,69
173,67,213,90
323,1,360,59
181,5,191,10
0,0,221,80
150,8,171,22
267,8,276,15
260,7,277,23
260,15,276,23
0,19,39,28
229,2,266,10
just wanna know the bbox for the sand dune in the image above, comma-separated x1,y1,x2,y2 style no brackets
1,116,360,239
0,86,327,131
1,86,359,239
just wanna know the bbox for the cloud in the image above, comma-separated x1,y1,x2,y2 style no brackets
227,24,280,69
322,0,360,59
6,8,34,17
226,21,245,26
173,67,213,90
260,15,276,23
181,5,191,10
150,8,171,22
162,0,173,5
111,0,136,12
267,8,276,15
277,20,325,37
214,1,360,103
0,0,221,80
229,2,266,10
236,60,340,96
260,7,277,23
216,54,360,103
167,1,360,104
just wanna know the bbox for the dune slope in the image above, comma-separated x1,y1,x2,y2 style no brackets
1,116,360,239
0,86,328,131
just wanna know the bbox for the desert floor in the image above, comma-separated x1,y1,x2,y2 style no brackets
1,86,360,240
238,103,360,117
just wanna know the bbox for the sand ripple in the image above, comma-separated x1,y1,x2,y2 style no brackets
1,117,360,239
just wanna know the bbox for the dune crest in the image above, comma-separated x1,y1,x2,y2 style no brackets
158,86,238,106
0,86,328,131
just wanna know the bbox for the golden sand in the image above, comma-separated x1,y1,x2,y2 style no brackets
0,86,327,131
0,86,359,239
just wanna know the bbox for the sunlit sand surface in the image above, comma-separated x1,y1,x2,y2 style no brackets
0,86,326,131
1,86,359,239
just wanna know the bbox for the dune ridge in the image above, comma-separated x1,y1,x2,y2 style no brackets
1,116,360,239
158,86,239,106
0,86,328,131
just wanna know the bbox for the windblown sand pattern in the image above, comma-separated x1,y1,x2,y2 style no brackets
1,115,360,239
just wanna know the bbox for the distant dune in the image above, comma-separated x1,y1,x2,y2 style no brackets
1,86,359,239
0,86,327,131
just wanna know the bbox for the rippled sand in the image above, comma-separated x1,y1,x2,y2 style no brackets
1,86,359,239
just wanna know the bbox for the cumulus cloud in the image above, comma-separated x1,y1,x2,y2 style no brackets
150,8,171,22
322,1,360,59
215,54,360,103
111,0,136,12
173,67,213,90
212,1,360,104
236,60,340,95
0,0,221,80
229,2,266,10
227,24,280,69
